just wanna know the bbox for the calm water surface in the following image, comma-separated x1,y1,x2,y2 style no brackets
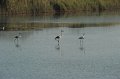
0,13,120,79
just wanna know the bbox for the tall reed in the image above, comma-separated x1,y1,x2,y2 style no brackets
0,0,120,15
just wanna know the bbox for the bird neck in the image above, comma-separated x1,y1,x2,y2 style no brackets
59,35,61,38
18,34,21,37
60,31,62,36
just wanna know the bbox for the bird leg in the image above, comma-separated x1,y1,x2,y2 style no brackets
57,40,60,45
80,39,84,46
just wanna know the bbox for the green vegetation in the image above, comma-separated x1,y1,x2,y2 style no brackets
0,0,120,15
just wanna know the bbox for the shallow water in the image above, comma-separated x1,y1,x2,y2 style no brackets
0,13,120,79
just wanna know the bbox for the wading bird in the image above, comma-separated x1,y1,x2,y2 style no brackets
14,33,22,41
79,33,85,40
55,30,64,45
79,33,85,45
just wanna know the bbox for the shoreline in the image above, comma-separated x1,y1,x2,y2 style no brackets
0,23,119,31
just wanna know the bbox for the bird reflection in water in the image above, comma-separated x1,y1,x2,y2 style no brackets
55,43,63,56
79,45,85,54
55,44,60,50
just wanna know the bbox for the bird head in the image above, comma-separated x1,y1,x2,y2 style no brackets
61,30,64,32
60,30,64,36
82,33,85,36
18,33,22,37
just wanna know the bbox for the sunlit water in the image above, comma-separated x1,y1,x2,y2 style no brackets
0,13,120,79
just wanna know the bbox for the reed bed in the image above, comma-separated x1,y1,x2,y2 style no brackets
0,0,120,15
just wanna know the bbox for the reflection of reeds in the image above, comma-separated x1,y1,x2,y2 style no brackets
0,0,120,15
1,23,118,31
5,23,60,31
68,23,118,28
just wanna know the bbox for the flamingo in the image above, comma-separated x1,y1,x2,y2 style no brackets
55,30,64,45
14,33,22,41
79,33,85,45
79,33,85,39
